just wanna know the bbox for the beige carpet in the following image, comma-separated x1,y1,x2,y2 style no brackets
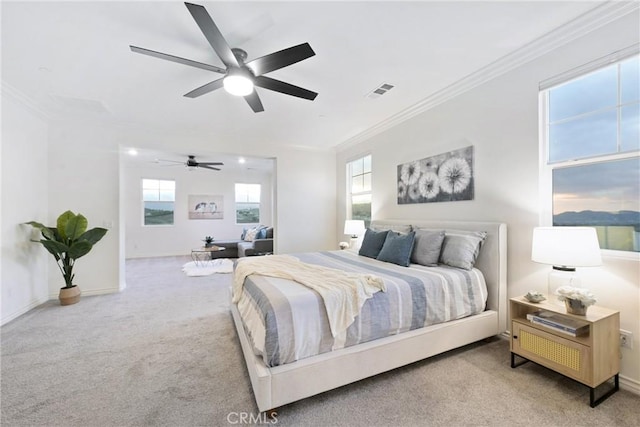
1,256,639,426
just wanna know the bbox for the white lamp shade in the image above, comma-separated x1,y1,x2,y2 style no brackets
344,220,366,237
531,227,602,268
223,73,254,96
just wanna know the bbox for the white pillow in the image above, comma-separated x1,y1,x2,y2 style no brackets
244,227,259,242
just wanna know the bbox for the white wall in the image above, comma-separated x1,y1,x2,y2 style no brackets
123,159,274,258
274,148,337,254
336,14,640,389
1,88,49,324
46,120,120,298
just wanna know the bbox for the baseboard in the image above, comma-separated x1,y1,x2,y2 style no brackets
620,375,640,396
1,297,48,326
48,287,119,300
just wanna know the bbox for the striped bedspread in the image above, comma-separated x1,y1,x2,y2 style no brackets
234,250,488,367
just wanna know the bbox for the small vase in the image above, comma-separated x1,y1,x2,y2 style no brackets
59,286,81,306
564,298,587,315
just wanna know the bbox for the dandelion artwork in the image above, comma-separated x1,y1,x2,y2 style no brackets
397,146,474,204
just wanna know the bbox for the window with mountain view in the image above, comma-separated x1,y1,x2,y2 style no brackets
142,179,175,226
347,155,372,227
544,53,639,252
235,183,261,224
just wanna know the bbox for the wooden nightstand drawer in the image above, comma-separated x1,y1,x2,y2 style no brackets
512,321,591,383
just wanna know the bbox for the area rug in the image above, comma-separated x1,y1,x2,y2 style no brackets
182,258,234,276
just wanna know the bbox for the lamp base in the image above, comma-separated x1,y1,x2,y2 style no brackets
548,268,580,305
349,237,360,250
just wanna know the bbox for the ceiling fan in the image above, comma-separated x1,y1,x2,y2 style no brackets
158,155,224,171
130,2,318,113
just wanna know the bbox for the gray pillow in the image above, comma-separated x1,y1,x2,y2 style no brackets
358,229,389,258
411,229,445,266
370,223,412,234
439,231,487,270
377,231,416,267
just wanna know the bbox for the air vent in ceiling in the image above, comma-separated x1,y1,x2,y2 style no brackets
366,83,394,99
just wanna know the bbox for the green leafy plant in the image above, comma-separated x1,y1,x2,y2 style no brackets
203,236,214,245
25,211,108,289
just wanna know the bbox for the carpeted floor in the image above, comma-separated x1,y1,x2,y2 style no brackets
1,256,639,426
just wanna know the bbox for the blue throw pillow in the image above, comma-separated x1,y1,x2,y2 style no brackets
358,229,389,258
256,226,267,239
377,231,416,267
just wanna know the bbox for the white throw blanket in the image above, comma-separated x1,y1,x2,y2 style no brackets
233,255,386,337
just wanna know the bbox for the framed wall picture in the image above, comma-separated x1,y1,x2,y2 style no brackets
188,195,223,219
397,145,474,204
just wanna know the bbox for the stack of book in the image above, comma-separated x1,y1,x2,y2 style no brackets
527,310,589,337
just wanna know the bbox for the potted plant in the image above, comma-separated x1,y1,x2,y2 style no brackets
556,286,597,315
25,211,108,305
203,236,214,248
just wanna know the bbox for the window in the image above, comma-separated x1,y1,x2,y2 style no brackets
347,154,371,227
541,52,639,253
235,183,261,224
142,179,175,226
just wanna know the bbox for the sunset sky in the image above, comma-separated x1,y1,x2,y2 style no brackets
553,158,640,214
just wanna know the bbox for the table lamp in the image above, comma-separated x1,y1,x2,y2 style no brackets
531,226,602,300
344,220,366,249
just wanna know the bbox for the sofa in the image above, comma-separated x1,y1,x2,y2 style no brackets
209,226,274,259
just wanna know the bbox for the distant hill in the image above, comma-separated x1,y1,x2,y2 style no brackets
554,210,640,229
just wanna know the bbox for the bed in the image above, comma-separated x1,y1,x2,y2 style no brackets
231,219,507,412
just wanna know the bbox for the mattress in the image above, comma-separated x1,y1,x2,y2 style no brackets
234,250,488,367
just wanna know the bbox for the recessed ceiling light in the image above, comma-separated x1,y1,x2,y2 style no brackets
239,157,246,164
127,148,138,156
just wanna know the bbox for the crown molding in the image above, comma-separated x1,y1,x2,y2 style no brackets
1,80,50,122
336,1,640,152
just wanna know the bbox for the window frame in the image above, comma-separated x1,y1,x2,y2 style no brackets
539,48,640,259
346,153,372,227
235,183,261,225
141,178,176,227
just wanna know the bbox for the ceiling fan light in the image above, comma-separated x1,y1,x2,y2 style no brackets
224,75,254,96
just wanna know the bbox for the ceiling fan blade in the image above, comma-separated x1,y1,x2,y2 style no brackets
129,45,226,74
244,91,264,113
185,2,239,68
197,162,224,166
254,76,317,101
184,78,225,98
157,158,185,164
246,43,315,76
198,165,221,171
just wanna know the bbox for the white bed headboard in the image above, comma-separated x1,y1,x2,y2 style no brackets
370,219,507,333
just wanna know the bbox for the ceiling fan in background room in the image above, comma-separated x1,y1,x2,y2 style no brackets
158,155,224,171
130,2,318,113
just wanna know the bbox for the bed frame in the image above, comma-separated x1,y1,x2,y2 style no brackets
231,220,507,412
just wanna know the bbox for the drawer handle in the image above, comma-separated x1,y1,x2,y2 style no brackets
513,335,518,340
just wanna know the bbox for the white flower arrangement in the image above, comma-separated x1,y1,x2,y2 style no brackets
556,286,597,307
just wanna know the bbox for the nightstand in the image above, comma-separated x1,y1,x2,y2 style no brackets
509,296,620,407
